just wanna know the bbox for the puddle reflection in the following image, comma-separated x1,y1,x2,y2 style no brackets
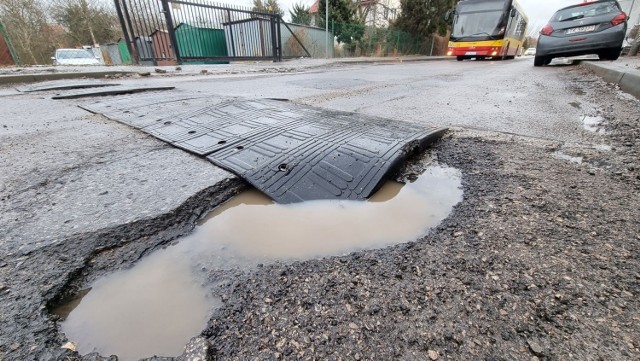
192,166,462,262
56,165,463,360
58,252,212,361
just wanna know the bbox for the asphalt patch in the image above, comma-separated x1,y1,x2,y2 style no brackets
82,95,445,203
52,86,175,99
16,81,120,93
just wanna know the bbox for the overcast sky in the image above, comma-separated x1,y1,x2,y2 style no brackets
236,0,640,33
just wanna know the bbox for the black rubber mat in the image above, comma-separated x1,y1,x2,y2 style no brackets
52,86,175,99
81,92,213,129
16,81,119,93
82,95,446,203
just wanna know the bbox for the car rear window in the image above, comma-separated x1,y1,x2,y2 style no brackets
57,50,94,59
551,1,619,22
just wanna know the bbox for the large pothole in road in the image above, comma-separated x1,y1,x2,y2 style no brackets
52,165,463,360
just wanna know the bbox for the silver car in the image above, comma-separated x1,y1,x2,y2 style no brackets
535,0,627,66
52,49,102,66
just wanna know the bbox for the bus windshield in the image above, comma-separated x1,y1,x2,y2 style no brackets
451,0,509,40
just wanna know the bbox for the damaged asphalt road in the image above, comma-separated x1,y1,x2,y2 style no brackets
0,59,639,360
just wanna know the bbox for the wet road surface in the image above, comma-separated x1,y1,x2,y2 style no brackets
139,57,596,143
0,57,638,361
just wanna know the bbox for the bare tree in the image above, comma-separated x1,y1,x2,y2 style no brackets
50,0,120,46
0,0,54,64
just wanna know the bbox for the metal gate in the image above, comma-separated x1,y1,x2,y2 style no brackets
114,0,310,65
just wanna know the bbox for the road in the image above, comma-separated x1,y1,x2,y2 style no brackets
129,57,592,142
0,57,638,360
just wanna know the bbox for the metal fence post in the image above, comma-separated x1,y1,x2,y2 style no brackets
227,10,236,57
112,1,300,63
276,16,282,61
119,0,140,64
113,0,135,64
160,0,182,64
270,16,278,62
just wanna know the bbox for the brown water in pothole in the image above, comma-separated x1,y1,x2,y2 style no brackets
56,165,462,360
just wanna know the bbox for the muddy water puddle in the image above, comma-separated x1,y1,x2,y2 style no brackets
56,165,463,360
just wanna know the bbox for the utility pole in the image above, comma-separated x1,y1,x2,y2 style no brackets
325,0,329,58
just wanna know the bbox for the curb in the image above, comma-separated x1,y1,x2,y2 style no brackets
334,56,450,65
0,71,133,86
0,57,450,86
581,61,640,100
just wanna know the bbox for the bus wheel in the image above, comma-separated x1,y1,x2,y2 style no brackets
456,56,464,61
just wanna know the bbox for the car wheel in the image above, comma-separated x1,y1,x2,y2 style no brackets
534,55,546,67
599,47,622,61
544,57,552,65
457,56,464,61
607,47,621,61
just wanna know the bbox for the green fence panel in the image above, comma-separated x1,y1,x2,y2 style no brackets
118,41,132,64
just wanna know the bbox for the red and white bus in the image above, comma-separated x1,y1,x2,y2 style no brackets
447,0,528,61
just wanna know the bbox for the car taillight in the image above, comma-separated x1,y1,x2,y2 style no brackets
540,25,554,36
611,13,627,26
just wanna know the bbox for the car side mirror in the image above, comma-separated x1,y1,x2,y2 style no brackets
51,56,56,60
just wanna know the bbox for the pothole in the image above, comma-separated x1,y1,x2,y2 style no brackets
53,165,463,360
